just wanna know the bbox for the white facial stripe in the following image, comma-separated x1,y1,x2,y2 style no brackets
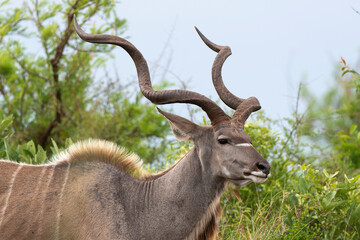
235,143,252,147
221,166,231,177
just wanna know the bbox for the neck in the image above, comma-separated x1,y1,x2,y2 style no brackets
112,147,225,240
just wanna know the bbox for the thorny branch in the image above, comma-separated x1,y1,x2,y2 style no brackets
277,82,308,160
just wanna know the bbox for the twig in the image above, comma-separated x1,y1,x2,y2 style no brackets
149,18,176,79
277,83,307,158
7,51,49,82
351,6,360,15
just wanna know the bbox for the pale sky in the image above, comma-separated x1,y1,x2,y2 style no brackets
5,0,360,121
110,0,360,120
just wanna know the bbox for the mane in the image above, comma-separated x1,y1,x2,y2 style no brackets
52,139,185,180
52,139,149,179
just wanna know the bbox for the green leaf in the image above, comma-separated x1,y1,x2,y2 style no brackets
325,201,343,211
330,171,339,179
344,174,350,183
350,174,360,184
40,23,57,40
342,69,360,77
4,139,10,160
0,0,10,8
65,138,73,148
350,205,360,225
299,177,308,193
51,138,59,155
325,191,337,203
288,193,299,208
23,149,34,159
350,125,357,135
26,140,36,156
0,52,15,76
323,169,329,178
35,145,47,164
0,115,13,133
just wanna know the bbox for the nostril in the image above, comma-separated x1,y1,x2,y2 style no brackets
256,162,270,175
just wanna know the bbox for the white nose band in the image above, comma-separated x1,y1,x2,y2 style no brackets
235,143,252,147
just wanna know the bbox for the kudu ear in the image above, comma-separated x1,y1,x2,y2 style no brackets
157,108,203,141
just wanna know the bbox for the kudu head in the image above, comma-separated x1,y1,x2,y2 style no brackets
74,19,270,186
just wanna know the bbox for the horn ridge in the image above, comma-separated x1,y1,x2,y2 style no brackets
195,27,261,125
195,27,244,110
232,97,261,127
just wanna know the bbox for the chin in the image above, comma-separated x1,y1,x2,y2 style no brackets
228,179,252,187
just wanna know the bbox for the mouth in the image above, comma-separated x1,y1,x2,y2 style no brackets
228,171,269,186
243,171,269,183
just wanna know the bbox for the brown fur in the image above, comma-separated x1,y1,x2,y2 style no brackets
1,140,222,239
53,140,222,239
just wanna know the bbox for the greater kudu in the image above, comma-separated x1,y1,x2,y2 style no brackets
0,18,271,240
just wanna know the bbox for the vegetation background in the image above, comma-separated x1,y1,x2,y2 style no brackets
0,0,359,239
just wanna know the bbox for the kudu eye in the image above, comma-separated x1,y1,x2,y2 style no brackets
218,138,229,145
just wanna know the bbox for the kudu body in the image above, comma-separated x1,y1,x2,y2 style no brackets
0,18,270,240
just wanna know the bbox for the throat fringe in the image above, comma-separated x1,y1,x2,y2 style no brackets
185,196,222,240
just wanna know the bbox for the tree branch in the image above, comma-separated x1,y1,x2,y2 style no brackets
39,0,102,146
0,75,12,111
40,0,81,146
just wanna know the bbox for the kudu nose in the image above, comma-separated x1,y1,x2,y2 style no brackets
256,162,271,175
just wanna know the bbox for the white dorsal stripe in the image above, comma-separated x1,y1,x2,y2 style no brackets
235,143,252,147
38,165,56,235
27,166,48,234
0,164,23,228
55,161,71,240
